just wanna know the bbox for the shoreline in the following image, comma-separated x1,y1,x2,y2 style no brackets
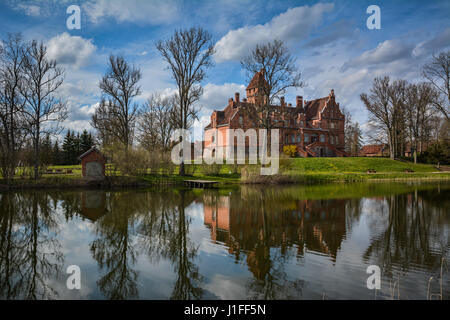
1,172,449,191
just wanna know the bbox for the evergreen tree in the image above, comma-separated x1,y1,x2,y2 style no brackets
52,140,62,165
61,130,93,164
62,130,76,165
40,133,53,166
80,130,94,154
74,132,81,160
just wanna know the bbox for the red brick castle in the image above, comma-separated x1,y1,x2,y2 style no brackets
204,70,347,157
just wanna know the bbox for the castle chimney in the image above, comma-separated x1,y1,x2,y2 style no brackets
288,103,292,107
235,92,240,103
296,96,303,108
280,96,285,106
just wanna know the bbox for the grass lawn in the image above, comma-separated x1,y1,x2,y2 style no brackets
1,158,448,188
288,157,437,173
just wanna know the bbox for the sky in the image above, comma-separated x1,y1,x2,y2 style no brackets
1,0,449,142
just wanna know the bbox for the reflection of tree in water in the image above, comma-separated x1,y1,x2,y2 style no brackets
363,188,450,277
0,192,63,299
245,216,304,300
137,190,203,300
90,189,203,300
90,191,141,300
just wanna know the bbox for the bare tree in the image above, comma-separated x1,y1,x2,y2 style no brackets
156,27,214,175
19,40,66,180
138,93,176,151
92,55,141,151
346,122,363,156
341,106,362,156
423,50,449,120
240,40,304,130
389,79,408,157
405,82,437,163
0,34,28,180
360,77,406,159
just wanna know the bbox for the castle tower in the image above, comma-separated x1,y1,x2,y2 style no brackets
245,69,267,104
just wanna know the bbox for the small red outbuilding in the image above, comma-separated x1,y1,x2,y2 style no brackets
79,147,106,180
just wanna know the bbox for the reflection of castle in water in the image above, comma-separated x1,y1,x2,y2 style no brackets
203,193,347,262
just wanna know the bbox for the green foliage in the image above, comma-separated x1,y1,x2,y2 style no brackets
201,163,223,176
418,140,450,165
113,147,150,176
62,130,94,165
109,145,175,177
283,145,297,157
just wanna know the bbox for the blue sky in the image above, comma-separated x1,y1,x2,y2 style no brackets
1,0,449,141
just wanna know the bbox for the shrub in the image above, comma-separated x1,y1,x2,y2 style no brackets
279,153,294,172
229,162,242,174
417,141,450,165
184,163,198,176
283,145,297,157
114,148,151,176
148,152,161,175
159,153,175,175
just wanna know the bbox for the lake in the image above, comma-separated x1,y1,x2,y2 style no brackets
0,182,448,300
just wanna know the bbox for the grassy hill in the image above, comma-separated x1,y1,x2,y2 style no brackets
287,157,437,173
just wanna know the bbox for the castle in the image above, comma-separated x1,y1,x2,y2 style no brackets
204,70,347,157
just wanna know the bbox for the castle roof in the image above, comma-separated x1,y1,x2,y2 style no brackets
360,144,385,155
246,69,267,90
304,97,328,119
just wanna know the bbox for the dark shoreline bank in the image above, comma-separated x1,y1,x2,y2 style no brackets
1,173,449,191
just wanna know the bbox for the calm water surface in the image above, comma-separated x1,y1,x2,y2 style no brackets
0,182,449,300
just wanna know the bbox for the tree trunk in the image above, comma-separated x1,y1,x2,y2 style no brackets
388,131,395,160
34,131,40,180
179,161,185,176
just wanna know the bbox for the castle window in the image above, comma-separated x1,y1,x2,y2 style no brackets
304,133,309,143
336,136,339,144
212,135,215,143
297,134,301,143
331,122,335,129
331,136,335,144
239,116,243,125
291,134,295,143
320,135,325,143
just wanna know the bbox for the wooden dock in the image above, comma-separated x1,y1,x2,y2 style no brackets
184,180,218,189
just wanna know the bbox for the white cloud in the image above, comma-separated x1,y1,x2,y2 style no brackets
47,33,96,69
214,3,334,62
342,39,413,70
83,0,179,25
413,27,450,57
199,83,246,112
15,4,41,16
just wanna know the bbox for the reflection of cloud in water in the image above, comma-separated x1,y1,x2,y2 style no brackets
203,274,247,300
